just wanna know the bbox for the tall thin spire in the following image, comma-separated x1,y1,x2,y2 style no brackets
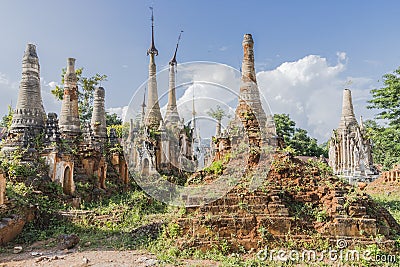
165,31,183,125
147,7,158,56
236,34,267,127
144,7,162,130
338,89,358,129
141,87,147,126
169,30,183,65
360,115,364,130
241,34,257,84
192,89,196,129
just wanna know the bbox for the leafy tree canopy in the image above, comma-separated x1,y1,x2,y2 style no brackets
273,114,327,157
364,119,400,170
106,112,123,126
367,66,400,127
207,105,229,122
0,105,13,129
365,66,400,170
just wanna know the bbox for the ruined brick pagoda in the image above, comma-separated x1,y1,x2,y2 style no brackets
1,44,46,156
176,34,400,252
1,44,127,197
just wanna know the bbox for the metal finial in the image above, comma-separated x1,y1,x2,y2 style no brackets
170,30,183,65
142,87,147,108
147,7,158,56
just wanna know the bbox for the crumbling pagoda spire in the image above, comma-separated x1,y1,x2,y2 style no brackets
140,88,147,127
10,43,46,134
59,58,81,136
164,31,183,126
90,87,107,139
144,7,163,131
338,89,358,130
236,34,267,127
191,91,197,138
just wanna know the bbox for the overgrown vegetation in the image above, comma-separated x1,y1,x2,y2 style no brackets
0,149,48,179
365,66,400,170
5,178,171,250
2,153,400,266
203,159,224,175
370,193,400,224
274,113,328,157
3,66,400,266
0,105,13,129
364,119,400,170
50,67,107,125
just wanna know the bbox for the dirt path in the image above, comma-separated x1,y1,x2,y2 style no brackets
0,248,219,267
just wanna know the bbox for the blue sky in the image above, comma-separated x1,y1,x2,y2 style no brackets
1,1,400,141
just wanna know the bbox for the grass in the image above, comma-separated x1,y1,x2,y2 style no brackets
3,179,174,251
369,192,400,223
3,166,400,266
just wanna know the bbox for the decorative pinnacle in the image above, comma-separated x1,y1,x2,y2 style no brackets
192,91,196,116
147,7,158,56
141,87,147,108
170,31,183,65
338,88,357,129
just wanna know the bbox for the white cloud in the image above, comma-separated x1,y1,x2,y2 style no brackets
107,106,128,121
117,55,376,143
47,81,59,88
337,51,347,62
257,52,374,141
0,73,9,85
40,79,62,113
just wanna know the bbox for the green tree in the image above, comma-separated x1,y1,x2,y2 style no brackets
273,114,295,145
207,105,229,136
365,66,400,170
367,66,400,127
291,128,326,157
51,68,107,125
106,112,123,126
273,114,327,157
1,105,13,129
364,119,400,170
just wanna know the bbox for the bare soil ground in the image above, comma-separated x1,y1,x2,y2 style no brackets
0,248,219,267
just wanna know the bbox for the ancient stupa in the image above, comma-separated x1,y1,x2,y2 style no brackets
236,34,267,127
164,32,181,126
59,58,81,137
91,87,107,139
1,44,46,155
175,35,399,252
10,44,46,135
144,8,163,131
328,89,376,182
